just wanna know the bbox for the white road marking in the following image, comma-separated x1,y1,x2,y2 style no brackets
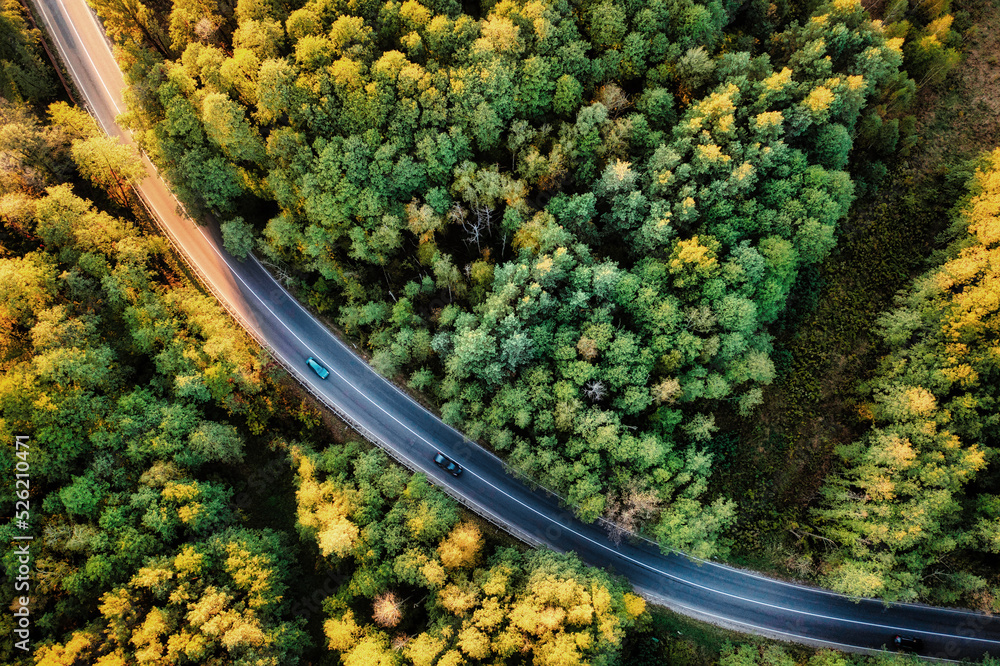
243,249,1000,621
193,237,1000,647
53,0,122,116
661,596,964,663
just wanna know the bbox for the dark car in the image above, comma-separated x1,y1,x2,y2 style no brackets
434,452,462,476
306,356,330,379
892,635,924,653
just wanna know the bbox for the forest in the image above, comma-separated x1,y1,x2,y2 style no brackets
0,38,648,662
98,0,945,559
811,149,1000,603
1,0,999,657
84,0,992,593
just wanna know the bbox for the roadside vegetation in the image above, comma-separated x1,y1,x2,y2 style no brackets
0,84,307,662
0,86,907,666
0,53,651,663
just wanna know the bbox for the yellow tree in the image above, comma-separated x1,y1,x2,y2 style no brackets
34,529,307,664
437,521,483,569
70,135,146,206
815,149,1000,602
294,452,360,558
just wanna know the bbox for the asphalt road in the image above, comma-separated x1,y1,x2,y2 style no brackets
29,0,1000,658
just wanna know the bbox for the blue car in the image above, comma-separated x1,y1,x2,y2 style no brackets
306,356,330,379
434,452,462,476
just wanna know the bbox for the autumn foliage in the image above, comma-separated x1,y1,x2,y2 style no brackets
815,150,1000,605
293,445,646,664
97,0,926,554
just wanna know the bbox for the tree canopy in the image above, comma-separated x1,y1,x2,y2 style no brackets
814,150,1000,604
101,0,926,555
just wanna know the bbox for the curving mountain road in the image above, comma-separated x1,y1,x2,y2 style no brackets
29,0,1000,658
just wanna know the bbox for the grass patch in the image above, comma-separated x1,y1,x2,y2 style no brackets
626,605,823,666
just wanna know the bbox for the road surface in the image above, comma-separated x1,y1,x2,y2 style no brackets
29,0,1000,658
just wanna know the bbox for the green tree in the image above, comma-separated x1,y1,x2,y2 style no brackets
221,216,255,260
201,92,267,164
87,0,173,56
70,135,146,205
0,0,56,102
0,253,56,330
